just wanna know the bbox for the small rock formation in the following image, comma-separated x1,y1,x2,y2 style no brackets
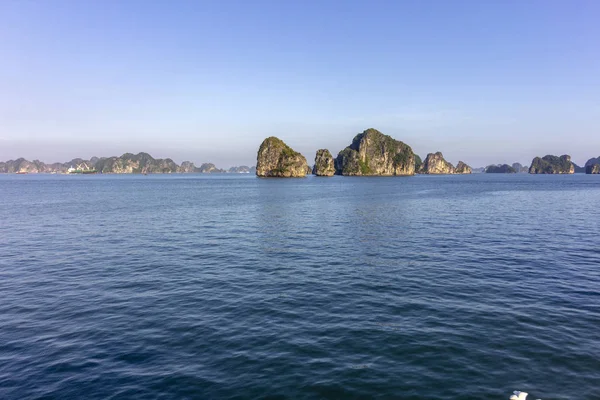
586,163,600,174
529,155,575,174
420,152,456,174
256,137,308,177
511,163,529,173
455,161,472,174
334,128,415,176
485,164,517,173
177,161,198,173
198,163,224,173
306,165,313,175
313,149,335,176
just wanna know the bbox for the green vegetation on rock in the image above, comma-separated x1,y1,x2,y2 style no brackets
256,137,308,177
420,152,456,174
414,154,423,172
313,149,335,176
335,128,415,176
485,164,517,173
529,155,574,174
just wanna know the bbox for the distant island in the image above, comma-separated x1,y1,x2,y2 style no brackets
485,164,517,173
0,152,255,174
529,155,575,174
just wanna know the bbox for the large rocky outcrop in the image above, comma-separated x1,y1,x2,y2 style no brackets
256,137,308,177
313,149,335,176
529,155,575,174
585,156,600,167
586,164,600,174
455,161,472,174
420,152,456,174
334,128,415,176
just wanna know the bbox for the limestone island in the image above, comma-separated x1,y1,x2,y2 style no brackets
256,137,308,177
419,152,472,174
313,149,335,176
334,128,415,176
485,164,517,173
586,156,600,174
529,155,575,174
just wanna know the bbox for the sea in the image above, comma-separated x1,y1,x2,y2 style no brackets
1,173,599,400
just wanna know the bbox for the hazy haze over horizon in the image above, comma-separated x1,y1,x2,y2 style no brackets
1,0,598,168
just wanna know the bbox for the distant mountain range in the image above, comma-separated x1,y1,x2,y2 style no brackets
0,152,255,174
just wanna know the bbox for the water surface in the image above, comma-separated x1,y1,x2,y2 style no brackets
1,174,599,399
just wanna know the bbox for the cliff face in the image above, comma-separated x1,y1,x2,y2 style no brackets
420,152,455,174
586,164,600,174
256,137,308,177
455,161,472,174
529,155,575,174
334,128,415,176
313,149,335,176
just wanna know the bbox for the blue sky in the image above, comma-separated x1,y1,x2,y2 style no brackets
1,0,598,167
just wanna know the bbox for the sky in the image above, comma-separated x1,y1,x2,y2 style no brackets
1,0,599,168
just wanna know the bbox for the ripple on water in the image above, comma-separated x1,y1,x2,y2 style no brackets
0,174,599,399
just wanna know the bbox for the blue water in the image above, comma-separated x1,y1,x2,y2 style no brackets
1,174,599,399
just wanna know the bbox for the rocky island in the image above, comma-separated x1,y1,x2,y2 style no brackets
586,156,600,174
485,164,517,173
0,152,233,174
455,161,472,174
529,155,575,174
256,137,308,177
418,152,472,174
512,163,529,173
420,152,455,174
334,128,415,176
313,149,335,176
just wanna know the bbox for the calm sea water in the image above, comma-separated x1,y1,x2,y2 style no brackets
1,174,599,400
